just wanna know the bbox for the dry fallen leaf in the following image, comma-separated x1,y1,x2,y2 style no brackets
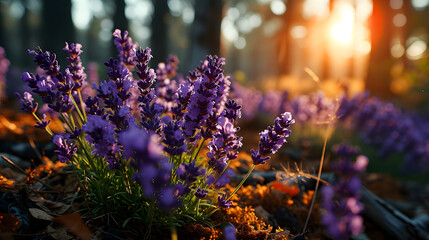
28,208,53,221
29,197,71,216
53,213,93,240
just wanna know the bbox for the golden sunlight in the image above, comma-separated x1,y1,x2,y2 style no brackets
330,1,355,44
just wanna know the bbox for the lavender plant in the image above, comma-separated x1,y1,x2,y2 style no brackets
17,30,295,235
0,46,10,101
322,144,368,240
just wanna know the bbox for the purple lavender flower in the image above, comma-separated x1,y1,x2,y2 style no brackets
135,47,156,95
69,127,82,139
113,29,137,68
183,77,216,138
231,82,263,119
212,168,235,188
218,193,232,208
165,55,179,78
157,186,181,210
0,47,10,99
261,90,282,116
187,59,207,82
85,96,104,116
154,59,180,113
223,99,242,123
118,126,164,167
95,58,136,132
119,126,179,209
332,143,360,160
108,105,138,132
140,101,164,132
56,69,75,94
194,188,208,199
15,92,38,113
48,94,73,113
34,114,51,129
207,117,242,172
251,112,295,165
83,115,120,168
322,154,368,240
63,42,86,90
182,55,230,139
176,81,194,107
223,223,237,240
213,75,231,115
28,48,60,77
161,116,187,155
81,62,98,99
53,135,77,163
176,160,206,183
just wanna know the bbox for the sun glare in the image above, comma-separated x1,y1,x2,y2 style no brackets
330,2,355,44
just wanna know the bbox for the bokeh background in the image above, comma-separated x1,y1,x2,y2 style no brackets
0,0,428,111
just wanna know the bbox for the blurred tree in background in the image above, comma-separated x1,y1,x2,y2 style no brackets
0,0,428,111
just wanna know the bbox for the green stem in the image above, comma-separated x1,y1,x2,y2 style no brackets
192,137,205,162
76,137,97,171
196,199,201,216
59,112,74,133
69,92,85,123
202,189,218,216
68,113,76,129
226,164,255,201
77,90,87,122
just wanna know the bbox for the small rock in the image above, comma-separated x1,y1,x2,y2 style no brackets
254,205,270,224
254,171,277,184
231,174,264,186
269,207,301,235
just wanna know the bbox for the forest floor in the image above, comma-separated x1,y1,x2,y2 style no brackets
1,108,428,240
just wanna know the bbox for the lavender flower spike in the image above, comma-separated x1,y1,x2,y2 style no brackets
63,42,86,90
34,114,51,129
113,29,137,68
251,112,295,165
16,92,38,113
53,135,77,163
218,193,232,208
322,152,368,240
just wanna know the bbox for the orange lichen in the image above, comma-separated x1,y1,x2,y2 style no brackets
223,205,272,240
0,175,15,188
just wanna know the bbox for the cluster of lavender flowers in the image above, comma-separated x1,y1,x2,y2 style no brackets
233,81,429,171
17,29,295,225
338,93,429,171
0,46,10,100
322,143,368,240
231,83,336,123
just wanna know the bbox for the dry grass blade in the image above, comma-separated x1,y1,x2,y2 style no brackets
1,155,57,191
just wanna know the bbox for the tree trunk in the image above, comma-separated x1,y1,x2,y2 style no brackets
189,0,222,69
277,0,300,75
150,0,169,66
41,0,75,61
365,0,394,99
112,0,128,57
